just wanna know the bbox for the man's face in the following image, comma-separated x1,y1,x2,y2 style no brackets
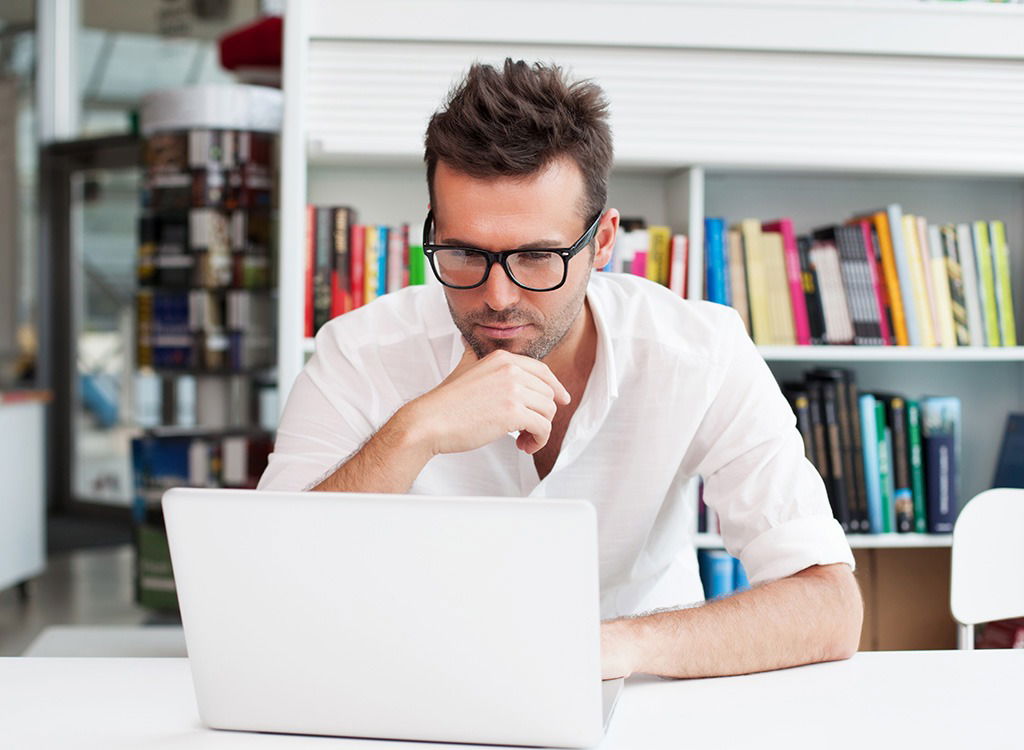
432,158,615,361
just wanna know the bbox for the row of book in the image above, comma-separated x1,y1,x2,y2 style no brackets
603,219,689,294
138,208,274,289
703,208,1017,347
304,206,432,337
131,432,273,521
137,289,273,371
784,368,960,535
697,550,750,600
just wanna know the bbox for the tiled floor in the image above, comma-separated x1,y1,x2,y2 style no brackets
0,545,151,657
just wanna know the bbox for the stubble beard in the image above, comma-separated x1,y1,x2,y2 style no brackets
446,269,592,361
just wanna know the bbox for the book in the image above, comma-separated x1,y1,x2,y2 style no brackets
704,218,729,305
763,218,811,346
784,386,817,468
854,219,893,345
972,221,1000,347
408,244,426,286
312,206,333,333
811,369,867,532
304,205,315,337
819,377,851,531
926,223,957,348
668,234,688,297
797,235,827,346
761,231,796,345
879,394,914,533
920,396,962,533
875,399,894,533
738,219,770,346
698,549,735,600
647,226,672,287
817,225,885,346
806,379,834,518
955,223,986,347
906,399,928,534
850,211,908,346
376,225,390,298
349,223,365,310
884,204,921,346
940,225,971,347
808,239,854,345
993,413,1024,489
330,206,354,317
989,220,1017,347
858,394,883,534
916,216,942,346
902,214,936,347
725,229,750,335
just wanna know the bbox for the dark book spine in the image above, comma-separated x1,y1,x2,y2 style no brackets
841,372,869,532
332,207,353,317
870,225,897,342
784,386,816,467
885,396,914,533
312,207,333,333
797,235,827,346
816,379,850,532
807,380,834,510
835,226,885,346
921,398,961,533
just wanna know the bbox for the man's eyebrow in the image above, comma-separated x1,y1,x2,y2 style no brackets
438,237,567,250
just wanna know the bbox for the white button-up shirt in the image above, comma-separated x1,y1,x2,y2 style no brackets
259,272,854,619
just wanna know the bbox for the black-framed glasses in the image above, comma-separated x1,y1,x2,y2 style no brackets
422,210,603,292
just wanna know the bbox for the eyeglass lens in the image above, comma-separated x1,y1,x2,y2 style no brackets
433,249,564,290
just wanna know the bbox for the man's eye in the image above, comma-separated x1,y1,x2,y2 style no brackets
519,251,554,263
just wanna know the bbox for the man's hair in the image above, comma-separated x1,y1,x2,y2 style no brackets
424,59,613,222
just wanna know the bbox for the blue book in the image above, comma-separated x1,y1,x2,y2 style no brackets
732,558,750,592
703,218,729,305
993,413,1024,489
698,549,735,600
377,226,389,297
859,394,883,533
921,396,962,533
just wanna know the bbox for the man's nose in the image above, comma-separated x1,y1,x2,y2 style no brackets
481,261,521,311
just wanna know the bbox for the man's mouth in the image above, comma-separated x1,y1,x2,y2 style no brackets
477,323,529,338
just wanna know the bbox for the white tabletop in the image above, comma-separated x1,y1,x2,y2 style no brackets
1,650,1020,750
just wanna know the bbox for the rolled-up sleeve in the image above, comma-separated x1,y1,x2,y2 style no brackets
257,328,380,492
685,310,855,586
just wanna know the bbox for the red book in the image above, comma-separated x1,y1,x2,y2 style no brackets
857,219,893,345
349,223,365,310
763,218,812,346
304,205,315,338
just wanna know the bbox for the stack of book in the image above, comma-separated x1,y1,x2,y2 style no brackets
304,206,429,337
701,206,1017,348
782,368,962,535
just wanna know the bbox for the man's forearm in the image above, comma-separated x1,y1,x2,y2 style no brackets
311,407,435,494
605,563,862,679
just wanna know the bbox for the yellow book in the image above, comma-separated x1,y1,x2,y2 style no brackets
646,226,672,286
727,228,751,336
973,221,1000,347
761,231,796,346
989,220,1017,347
901,215,936,347
916,216,943,344
737,219,770,346
364,225,379,304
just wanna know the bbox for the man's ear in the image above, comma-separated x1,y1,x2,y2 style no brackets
593,209,620,269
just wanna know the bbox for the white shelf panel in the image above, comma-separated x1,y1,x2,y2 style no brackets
310,1,1024,61
303,338,315,354
758,346,1024,363
695,532,953,550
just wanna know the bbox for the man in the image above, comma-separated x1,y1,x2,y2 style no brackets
259,59,862,679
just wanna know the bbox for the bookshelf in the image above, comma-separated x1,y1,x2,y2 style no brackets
695,532,953,551
278,0,1024,648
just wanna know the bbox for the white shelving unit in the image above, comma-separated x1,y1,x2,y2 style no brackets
695,533,953,551
278,0,1024,549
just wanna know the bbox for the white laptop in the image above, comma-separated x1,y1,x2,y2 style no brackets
162,488,623,748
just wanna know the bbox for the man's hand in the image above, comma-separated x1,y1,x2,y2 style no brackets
399,346,571,457
601,619,640,680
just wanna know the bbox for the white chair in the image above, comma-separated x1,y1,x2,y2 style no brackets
950,488,1024,649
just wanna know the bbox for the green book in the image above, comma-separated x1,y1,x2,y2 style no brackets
408,244,426,285
972,221,1001,347
989,221,1017,347
875,401,893,533
906,400,928,534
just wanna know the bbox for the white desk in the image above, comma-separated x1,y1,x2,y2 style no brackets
0,650,1020,749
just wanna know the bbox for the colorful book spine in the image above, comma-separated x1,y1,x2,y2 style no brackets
647,226,672,287
906,399,928,534
920,396,962,533
972,221,1000,347
859,394,883,534
408,244,426,286
989,220,1017,347
857,219,893,345
901,214,936,347
927,223,957,348
761,231,796,345
763,218,812,346
376,225,389,298
739,219,770,345
668,234,688,297
726,229,750,335
304,205,316,338
885,204,921,346
349,223,365,310
940,224,971,347
698,549,736,600
875,400,894,533
704,218,729,305
916,216,942,346
955,223,985,347
797,235,827,346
